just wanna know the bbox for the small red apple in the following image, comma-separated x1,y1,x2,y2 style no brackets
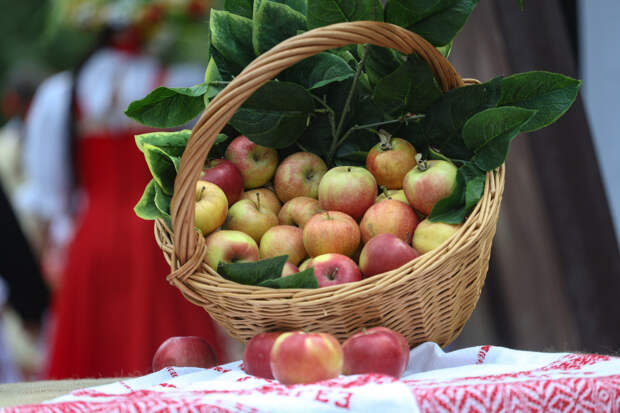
152,336,218,372
201,159,244,206
224,198,279,243
359,233,419,278
318,166,378,220
270,332,343,384
224,136,278,189
360,199,419,244
259,225,307,265
242,332,283,379
366,133,417,189
274,152,328,202
342,327,409,378
307,253,362,287
241,188,282,216
403,158,458,215
281,261,299,276
303,211,360,257
278,196,322,228
204,230,260,270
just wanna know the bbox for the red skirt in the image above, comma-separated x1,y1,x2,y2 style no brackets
45,131,224,379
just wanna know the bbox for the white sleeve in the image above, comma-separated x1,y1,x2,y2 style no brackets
15,72,73,244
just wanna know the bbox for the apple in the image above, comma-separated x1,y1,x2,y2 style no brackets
274,152,328,203
359,233,419,278
241,188,282,216
278,196,322,228
259,225,307,265
403,158,458,215
412,218,461,254
281,261,299,277
366,133,417,189
204,230,259,270
242,332,283,379
307,253,362,287
303,211,360,257
298,258,313,272
270,332,343,385
195,181,228,236
152,336,218,372
376,188,409,205
201,159,244,206
360,199,419,244
224,135,278,189
342,327,409,378
318,166,378,220
224,199,279,243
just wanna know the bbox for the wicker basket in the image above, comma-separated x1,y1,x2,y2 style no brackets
155,21,505,348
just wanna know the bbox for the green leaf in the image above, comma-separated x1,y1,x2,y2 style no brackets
517,0,524,10
210,10,255,76
154,183,172,218
125,84,207,128
498,71,581,132
253,1,307,55
203,57,225,106
282,52,354,89
218,255,288,285
373,53,442,115
363,45,403,86
225,0,253,17
436,40,453,57
143,144,180,196
428,165,465,223
135,130,191,156
459,162,486,214
254,0,308,17
134,180,165,221
229,81,314,148
385,0,479,46
258,268,319,289
463,106,537,170
307,0,383,29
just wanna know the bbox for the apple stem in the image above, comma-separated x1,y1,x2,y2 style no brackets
378,129,392,151
328,267,339,280
325,211,332,220
416,153,429,171
198,186,206,201
404,231,411,243
380,186,391,200
255,192,261,210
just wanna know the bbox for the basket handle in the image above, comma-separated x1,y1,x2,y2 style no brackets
169,20,464,269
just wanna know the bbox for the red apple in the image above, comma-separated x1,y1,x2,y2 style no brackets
274,152,328,203
403,159,458,215
195,181,228,236
204,230,259,270
224,199,279,243
270,332,343,384
318,166,378,220
259,225,307,265
307,253,362,287
201,159,244,206
242,332,283,379
241,188,282,216
303,211,360,257
152,336,218,372
359,233,419,278
281,261,299,276
342,327,409,378
224,136,278,189
278,196,322,228
360,199,419,244
412,218,461,254
366,133,417,189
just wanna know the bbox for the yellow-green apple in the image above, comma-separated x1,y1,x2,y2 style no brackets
281,261,299,276
274,152,328,202
278,196,322,228
224,135,278,189
298,258,312,272
204,230,259,269
359,233,419,278
241,188,282,216
152,336,218,371
195,181,228,236
360,199,419,244
318,166,378,220
412,218,461,254
201,159,244,206
224,199,279,243
270,332,343,384
303,211,360,257
242,332,283,379
403,158,458,215
307,253,362,287
342,327,409,378
259,225,307,265
376,188,409,205
366,133,417,189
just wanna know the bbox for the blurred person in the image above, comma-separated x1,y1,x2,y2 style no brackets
17,0,225,379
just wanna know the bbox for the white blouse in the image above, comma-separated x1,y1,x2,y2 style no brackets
16,49,203,246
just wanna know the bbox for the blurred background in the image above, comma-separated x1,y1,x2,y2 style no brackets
0,0,618,382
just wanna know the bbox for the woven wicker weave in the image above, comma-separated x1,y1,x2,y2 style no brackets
155,21,505,347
